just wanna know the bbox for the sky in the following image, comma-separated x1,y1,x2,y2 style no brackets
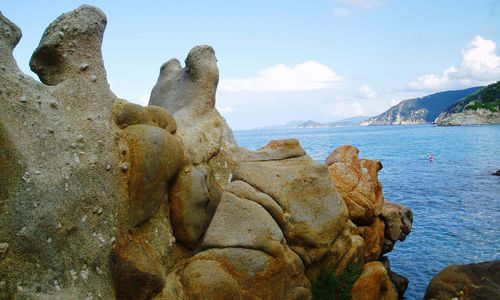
2,0,500,129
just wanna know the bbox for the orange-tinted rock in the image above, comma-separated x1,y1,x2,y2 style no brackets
111,234,165,300
114,100,177,133
242,138,306,161
233,143,348,266
326,145,384,225
351,261,398,300
424,260,500,300
169,165,221,250
163,247,311,300
356,217,385,262
306,221,365,282
123,124,183,227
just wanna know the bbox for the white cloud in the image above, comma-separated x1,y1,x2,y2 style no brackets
333,0,386,16
408,36,500,91
219,61,342,93
335,0,386,10
352,102,366,115
333,7,350,17
329,99,367,117
357,84,377,98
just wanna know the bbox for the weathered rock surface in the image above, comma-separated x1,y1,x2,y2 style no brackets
327,145,413,298
234,144,349,266
162,247,311,300
351,261,398,300
379,256,409,299
424,260,500,300
0,6,185,299
381,200,413,254
306,221,365,282
201,191,285,256
326,145,384,225
149,45,238,182
435,108,500,126
169,165,222,250
0,5,414,300
356,217,385,262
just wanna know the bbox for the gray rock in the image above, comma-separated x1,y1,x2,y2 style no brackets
233,143,349,266
201,191,285,256
0,6,184,299
149,45,238,186
381,199,413,254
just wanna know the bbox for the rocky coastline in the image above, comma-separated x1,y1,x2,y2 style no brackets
2,5,496,300
435,108,500,126
0,6,413,299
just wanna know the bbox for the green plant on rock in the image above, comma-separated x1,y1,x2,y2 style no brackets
312,264,363,300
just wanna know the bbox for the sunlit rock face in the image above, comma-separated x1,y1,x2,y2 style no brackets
0,6,186,299
326,145,414,297
1,5,413,300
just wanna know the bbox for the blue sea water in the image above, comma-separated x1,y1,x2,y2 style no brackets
234,125,500,300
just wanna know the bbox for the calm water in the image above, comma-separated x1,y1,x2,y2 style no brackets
234,125,500,300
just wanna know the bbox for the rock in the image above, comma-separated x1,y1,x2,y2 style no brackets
0,6,185,298
29,5,107,86
201,191,285,256
351,261,398,300
0,242,9,259
436,109,500,125
326,145,384,225
242,138,306,161
356,217,385,262
306,221,365,281
163,247,311,300
110,235,165,300
424,260,500,300
379,256,409,299
120,123,183,227
233,143,349,266
380,199,413,254
0,5,414,299
149,45,238,181
0,10,22,71
114,100,177,134
1,6,122,298
169,165,222,250
226,180,287,227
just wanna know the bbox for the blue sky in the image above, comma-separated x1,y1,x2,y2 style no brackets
2,0,500,129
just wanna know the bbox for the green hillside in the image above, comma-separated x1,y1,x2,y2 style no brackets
443,81,500,114
362,86,482,125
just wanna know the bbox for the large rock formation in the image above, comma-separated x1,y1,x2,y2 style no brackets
351,261,398,300
326,145,414,298
0,6,187,299
0,5,413,300
424,260,500,300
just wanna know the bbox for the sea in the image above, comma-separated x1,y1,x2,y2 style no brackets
234,124,500,300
